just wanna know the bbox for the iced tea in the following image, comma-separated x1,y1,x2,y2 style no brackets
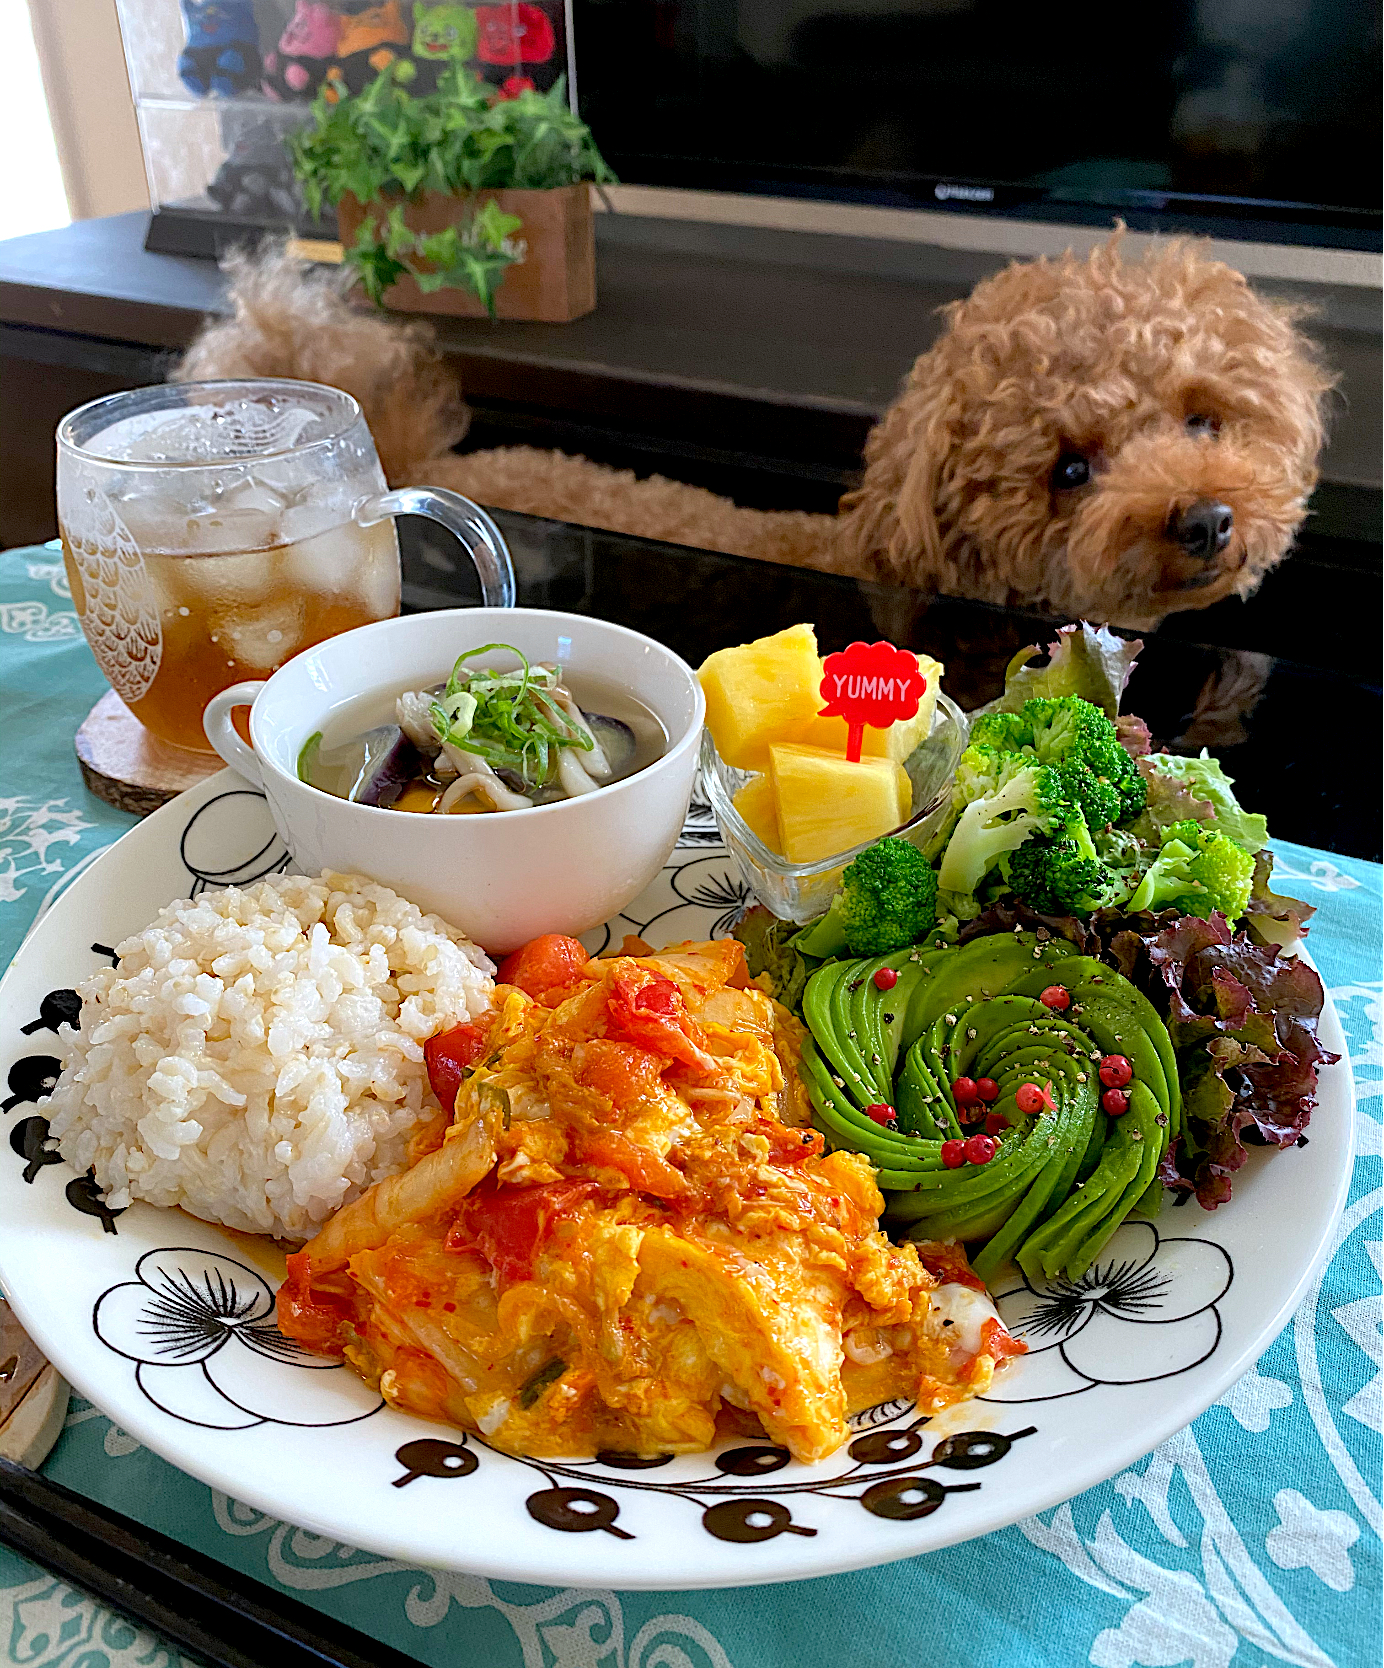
60,513,399,754
57,382,401,755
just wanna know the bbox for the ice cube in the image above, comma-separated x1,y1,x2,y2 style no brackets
355,522,402,618
217,477,288,515
189,510,281,554
162,547,275,606
278,500,342,555
213,594,307,670
279,516,383,597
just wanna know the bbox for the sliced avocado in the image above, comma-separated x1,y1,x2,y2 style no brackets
799,929,1183,1283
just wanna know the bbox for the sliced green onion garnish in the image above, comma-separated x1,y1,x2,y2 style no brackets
297,732,322,783
517,1357,566,1409
428,644,594,791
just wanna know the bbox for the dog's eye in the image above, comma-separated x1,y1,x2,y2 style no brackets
1186,414,1219,437
1051,454,1091,491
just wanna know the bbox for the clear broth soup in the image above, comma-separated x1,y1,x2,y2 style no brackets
303,671,668,814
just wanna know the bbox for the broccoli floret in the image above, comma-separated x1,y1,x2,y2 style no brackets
953,742,1035,803
967,711,1033,753
1021,696,1109,764
1054,755,1123,832
1127,822,1255,919
1020,695,1146,827
937,764,1076,894
1007,835,1131,915
923,743,1031,862
835,836,939,956
1111,748,1148,823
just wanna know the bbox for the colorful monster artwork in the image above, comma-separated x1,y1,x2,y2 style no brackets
474,3,557,66
413,2,479,61
261,1,340,101
261,1,341,102
322,0,410,102
176,0,261,97
409,1,479,93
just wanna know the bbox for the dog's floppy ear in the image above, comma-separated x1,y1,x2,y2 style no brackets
837,338,960,587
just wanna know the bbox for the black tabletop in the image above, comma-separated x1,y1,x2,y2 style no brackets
399,509,1382,863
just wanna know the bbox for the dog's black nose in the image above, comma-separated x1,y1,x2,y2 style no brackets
1170,499,1234,560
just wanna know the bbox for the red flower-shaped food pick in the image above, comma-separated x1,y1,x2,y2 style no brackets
818,640,928,763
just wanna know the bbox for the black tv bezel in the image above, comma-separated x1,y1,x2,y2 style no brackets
587,147,1382,253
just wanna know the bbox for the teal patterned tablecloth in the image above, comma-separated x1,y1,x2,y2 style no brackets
0,542,1378,1668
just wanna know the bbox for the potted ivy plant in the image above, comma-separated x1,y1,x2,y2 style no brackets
290,63,614,321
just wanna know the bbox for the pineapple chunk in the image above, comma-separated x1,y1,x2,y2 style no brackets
699,624,823,771
793,653,944,763
733,773,782,853
768,744,908,865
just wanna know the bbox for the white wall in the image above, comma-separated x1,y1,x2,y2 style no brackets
2,0,69,236
26,0,149,221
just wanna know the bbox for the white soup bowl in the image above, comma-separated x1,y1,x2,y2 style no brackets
202,608,705,953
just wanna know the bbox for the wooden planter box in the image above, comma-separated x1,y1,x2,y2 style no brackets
337,185,595,323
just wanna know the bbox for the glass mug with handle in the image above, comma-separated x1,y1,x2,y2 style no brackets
56,378,515,755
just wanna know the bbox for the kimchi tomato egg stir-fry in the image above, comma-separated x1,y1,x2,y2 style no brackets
277,934,1022,1463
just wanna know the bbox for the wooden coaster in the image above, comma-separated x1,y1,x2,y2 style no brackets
75,689,224,818
0,1299,69,1468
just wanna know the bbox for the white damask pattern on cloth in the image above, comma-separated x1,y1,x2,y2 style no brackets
0,798,97,909
0,1571,198,1668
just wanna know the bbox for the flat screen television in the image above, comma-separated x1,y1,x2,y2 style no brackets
572,0,1381,250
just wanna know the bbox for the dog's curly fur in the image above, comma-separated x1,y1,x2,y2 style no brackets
177,234,1333,627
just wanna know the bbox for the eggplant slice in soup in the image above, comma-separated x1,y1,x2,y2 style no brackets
298,648,666,814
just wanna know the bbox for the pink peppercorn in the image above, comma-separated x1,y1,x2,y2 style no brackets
1015,1081,1056,1115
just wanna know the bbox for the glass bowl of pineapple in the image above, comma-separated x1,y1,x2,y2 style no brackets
701,687,968,925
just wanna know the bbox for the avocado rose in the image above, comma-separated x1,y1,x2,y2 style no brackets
798,933,1180,1284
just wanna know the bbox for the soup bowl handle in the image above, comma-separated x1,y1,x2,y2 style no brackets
204,681,268,786
355,488,516,609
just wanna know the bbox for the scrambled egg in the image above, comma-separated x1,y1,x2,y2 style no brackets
279,940,1017,1463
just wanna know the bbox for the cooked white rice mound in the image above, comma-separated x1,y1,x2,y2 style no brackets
47,872,495,1239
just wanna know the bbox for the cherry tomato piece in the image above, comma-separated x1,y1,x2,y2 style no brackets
974,1077,1000,1103
447,1179,600,1284
963,1132,997,1165
1039,985,1071,1010
1102,1088,1131,1117
872,966,899,990
424,1021,492,1112
940,1139,968,1169
276,1252,353,1357
496,934,590,1000
951,1076,979,1106
864,1103,896,1127
984,1111,1008,1137
1099,1054,1133,1088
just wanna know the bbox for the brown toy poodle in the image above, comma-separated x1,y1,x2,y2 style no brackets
177,232,1333,629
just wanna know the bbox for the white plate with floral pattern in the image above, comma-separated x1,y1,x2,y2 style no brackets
0,772,1354,1589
